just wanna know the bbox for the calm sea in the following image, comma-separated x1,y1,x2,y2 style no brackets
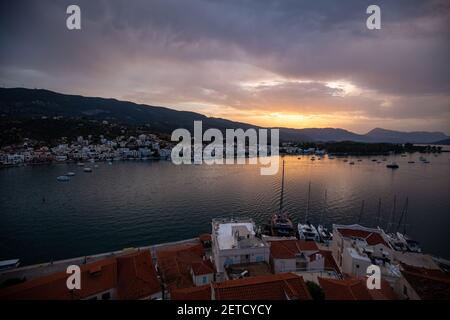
1,154,449,265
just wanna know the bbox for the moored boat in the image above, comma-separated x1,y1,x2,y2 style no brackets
56,175,70,181
386,162,399,169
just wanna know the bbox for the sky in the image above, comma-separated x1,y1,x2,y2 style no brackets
0,0,449,134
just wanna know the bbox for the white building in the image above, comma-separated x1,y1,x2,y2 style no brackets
211,218,270,281
331,224,401,285
269,239,325,273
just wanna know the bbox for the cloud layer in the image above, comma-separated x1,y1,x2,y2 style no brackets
1,0,449,133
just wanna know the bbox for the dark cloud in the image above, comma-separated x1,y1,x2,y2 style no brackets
0,0,449,133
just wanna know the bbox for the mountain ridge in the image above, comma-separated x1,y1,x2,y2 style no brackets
1,87,448,144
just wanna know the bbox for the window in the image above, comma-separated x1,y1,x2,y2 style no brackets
101,292,111,300
356,264,360,269
202,276,207,284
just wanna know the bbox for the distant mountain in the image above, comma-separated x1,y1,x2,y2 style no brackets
0,87,448,144
365,128,449,144
294,128,368,143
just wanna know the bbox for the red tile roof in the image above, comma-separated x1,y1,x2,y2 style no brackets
213,273,312,300
191,260,215,276
318,277,397,300
170,284,212,300
319,250,340,274
0,250,161,300
337,228,389,247
156,243,212,290
116,251,162,299
0,257,118,300
270,240,319,259
400,264,450,300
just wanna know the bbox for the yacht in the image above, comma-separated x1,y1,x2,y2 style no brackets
397,232,422,253
297,182,320,242
83,167,92,173
0,259,20,271
298,223,320,242
66,172,76,176
317,225,333,244
270,160,295,237
270,214,295,237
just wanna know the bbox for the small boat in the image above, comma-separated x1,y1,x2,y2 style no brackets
386,162,399,169
317,225,333,244
77,162,85,166
0,259,20,271
408,161,415,164
298,223,321,242
349,161,355,165
298,182,320,241
397,232,422,253
401,154,407,157
270,214,295,237
328,156,335,160
66,172,76,176
83,167,92,173
357,159,362,162
94,164,99,168
343,159,348,163
108,161,113,165
56,175,70,182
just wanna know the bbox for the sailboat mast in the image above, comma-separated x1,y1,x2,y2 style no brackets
387,195,397,232
320,189,327,225
377,198,382,227
278,160,285,217
358,200,365,223
305,181,311,223
396,197,409,233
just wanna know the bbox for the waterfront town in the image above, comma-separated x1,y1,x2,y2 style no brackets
0,133,175,167
0,217,449,300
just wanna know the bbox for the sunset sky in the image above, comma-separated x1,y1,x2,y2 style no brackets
1,0,449,134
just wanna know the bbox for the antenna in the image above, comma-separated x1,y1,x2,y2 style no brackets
305,181,311,223
358,200,365,223
278,160,285,217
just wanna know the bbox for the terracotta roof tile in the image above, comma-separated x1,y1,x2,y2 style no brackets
318,277,397,300
156,243,210,290
213,273,312,300
400,264,450,300
270,240,319,259
116,250,162,299
0,258,117,300
170,284,212,300
337,228,389,247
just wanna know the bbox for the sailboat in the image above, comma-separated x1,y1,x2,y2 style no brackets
270,160,295,237
385,197,422,253
298,182,320,242
317,189,332,244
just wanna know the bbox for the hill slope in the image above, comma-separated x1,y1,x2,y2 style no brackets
1,88,448,143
